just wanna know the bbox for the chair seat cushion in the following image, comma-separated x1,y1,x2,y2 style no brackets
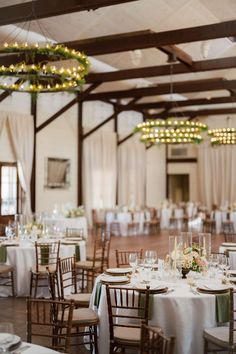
31,265,57,274
114,325,162,344
75,260,101,270
0,264,14,273
65,293,91,306
71,308,99,325
204,326,234,347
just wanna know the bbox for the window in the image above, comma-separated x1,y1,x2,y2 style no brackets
0,163,21,216
45,157,70,189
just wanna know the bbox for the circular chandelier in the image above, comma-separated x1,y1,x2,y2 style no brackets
134,119,208,144
0,42,89,93
208,128,236,145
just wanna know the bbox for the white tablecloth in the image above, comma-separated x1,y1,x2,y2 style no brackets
16,342,61,354
0,240,86,297
90,276,217,354
45,216,88,238
106,211,144,236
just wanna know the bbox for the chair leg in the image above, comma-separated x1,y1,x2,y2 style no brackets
204,338,208,354
29,272,33,296
93,325,98,354
10,271,15,297
34,275,38,298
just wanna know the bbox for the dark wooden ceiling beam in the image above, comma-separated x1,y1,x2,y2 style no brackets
0,0,139,26
133,95,236,110
86,57,236,84
149,107,236,119
36,83,100,133
64,20,236,56
85,78,235,100
158,45,192,66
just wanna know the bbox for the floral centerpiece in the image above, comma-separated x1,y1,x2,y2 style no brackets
181,244,207,277
65,206,85,218
24,222,43,236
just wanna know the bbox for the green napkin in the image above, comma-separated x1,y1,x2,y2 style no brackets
75,244,80,262
40,245,50,265
138,293,153,320
0,246,7,263
94,281,102,307
216,293,230,323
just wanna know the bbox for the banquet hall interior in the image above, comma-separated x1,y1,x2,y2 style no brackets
1,1,236,354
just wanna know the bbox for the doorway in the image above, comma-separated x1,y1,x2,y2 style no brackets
167,174,189,203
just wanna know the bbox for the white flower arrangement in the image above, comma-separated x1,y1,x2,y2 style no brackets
65,206,85,218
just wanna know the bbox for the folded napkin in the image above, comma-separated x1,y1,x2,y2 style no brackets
40,245,50,265
138,293,153,320
216,293,230,323
94,281,102,307
0,245,7,263
75,244,80,262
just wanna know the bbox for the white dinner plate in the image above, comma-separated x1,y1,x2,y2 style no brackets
197,283,230,293
221,242,236,247
135,282,168,294
100,275,129,284
0,334,21,349
105,267,132,275
64,237,82,241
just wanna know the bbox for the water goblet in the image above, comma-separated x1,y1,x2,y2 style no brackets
5,223,15,240
0,323,15,354
129,253,138,275
144,250,157,269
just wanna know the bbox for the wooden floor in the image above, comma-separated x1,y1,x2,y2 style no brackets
0,229,224,351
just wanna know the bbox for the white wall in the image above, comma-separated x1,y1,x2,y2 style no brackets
36,93,78,213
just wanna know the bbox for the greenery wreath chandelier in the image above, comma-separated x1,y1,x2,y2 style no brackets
134,119,208,145
0,42,89,93
208,128,236,145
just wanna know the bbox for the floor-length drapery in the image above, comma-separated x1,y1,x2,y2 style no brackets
118,136,146,207
198,143,236,210
83,131,117,223
8,112,34,214
0,112,7,137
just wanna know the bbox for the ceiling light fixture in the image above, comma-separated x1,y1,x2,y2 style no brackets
134,62,207,145
134,119,207,144
208,127,236,145
0,42,89,93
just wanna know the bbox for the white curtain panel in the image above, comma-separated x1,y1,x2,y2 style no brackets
118,136,146,207
83,131,117,223
198,142,236,210
7,112,34,214
0,112,7,136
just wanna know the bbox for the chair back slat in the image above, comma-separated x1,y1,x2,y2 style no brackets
57,256,77,300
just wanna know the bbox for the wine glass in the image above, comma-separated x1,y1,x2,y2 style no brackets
0,323,15,354
144,250,157,269
5,223,15,240
129,253,138,274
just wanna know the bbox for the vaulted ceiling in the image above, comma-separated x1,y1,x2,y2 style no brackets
1,0,236,120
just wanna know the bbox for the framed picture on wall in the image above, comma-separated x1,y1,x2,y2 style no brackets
45,157,70,189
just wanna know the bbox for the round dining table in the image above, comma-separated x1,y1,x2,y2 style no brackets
90,274,221,354
0,239,86,297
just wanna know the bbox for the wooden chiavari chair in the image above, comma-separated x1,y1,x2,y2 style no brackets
140,323,175,354
0,245,15,296
26,297,74,353
204,288,236,353
115,249,143,268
